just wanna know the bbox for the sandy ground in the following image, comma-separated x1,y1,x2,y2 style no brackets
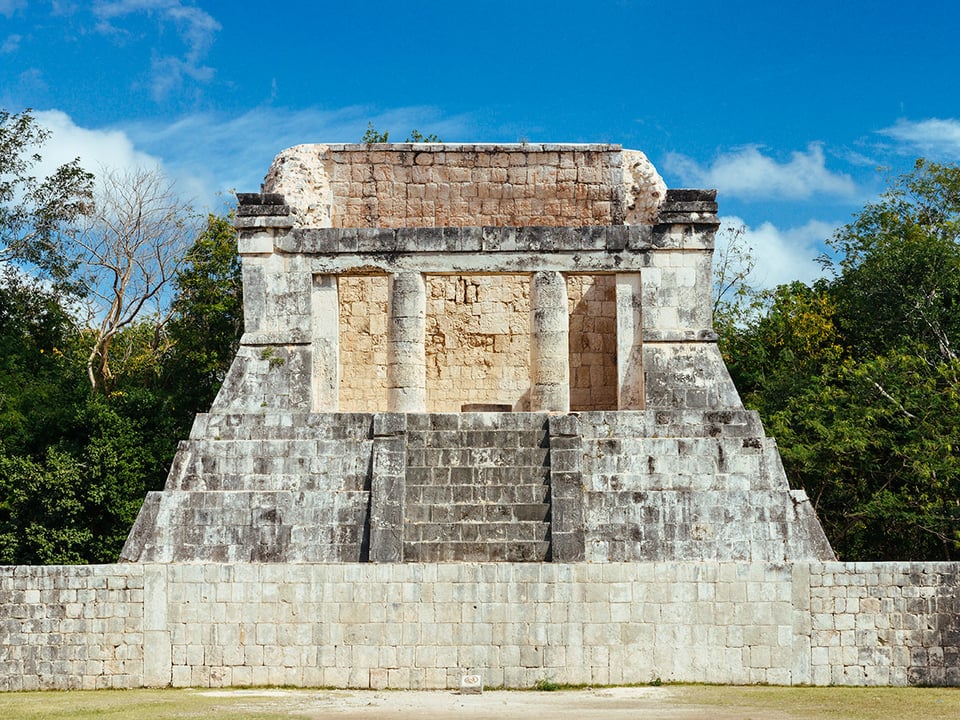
197,687,786,719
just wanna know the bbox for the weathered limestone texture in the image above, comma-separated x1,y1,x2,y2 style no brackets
5,143,958,690
262,144,665,228
120,143,832,566
3,563,959,690
7,141,945,691
567,275,617,411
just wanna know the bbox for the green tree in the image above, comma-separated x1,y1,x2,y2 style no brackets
0,397,168,564
0,108,94,283
0,269,85,457
724,159,960,560
827,159,960,364
161,214,243,431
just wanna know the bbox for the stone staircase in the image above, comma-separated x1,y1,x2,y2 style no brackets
401,414,552,562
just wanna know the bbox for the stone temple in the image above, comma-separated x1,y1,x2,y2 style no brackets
5,144,957,692
121,143,833,565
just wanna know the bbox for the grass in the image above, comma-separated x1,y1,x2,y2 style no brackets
0,685,957,719
673,685,960,719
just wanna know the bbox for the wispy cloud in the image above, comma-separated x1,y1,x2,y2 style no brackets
92,0,221,100
22,105,470,213
0,0,25,18
1,33,21,53
665,143,857,200
720,215,837,289
121,105,474,205
878,118,960,161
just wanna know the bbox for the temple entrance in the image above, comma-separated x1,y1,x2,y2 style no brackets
567,274,618,411
327,271,641,413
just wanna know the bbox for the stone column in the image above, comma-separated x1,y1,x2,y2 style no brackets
311,274,339,411
530,271,570,412
616,273,644,409
387,272,426,412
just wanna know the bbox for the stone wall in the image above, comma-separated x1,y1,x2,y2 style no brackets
425,275,531,412
567,274,617,411
338,275,388,412
335,272,626,413
3,562,958,690
262,144,666,228
0,565,145,690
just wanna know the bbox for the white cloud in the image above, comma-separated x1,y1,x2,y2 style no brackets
878,118,960,160
92,0,221,100
12,105,470,215
719,216,836,289
665,143,857,200
32,109,163,183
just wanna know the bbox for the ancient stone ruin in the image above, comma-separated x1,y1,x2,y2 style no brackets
120,143,833,566
2,144,958,691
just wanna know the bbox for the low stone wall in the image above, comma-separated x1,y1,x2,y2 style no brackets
2,562,958,690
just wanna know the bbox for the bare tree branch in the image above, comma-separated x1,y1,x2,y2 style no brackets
76,167,199,393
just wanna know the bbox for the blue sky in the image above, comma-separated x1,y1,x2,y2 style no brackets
3,0,960,288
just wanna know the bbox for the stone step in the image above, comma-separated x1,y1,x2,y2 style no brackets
405,483,549,502
405,520,550,542
402,540,551,562
404,503,550,525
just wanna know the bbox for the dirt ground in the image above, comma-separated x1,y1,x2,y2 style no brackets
201,686,740,719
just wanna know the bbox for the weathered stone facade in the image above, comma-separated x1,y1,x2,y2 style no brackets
4,143,957,691
120,143,831,565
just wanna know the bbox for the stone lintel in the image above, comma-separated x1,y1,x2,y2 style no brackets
235,216,295,230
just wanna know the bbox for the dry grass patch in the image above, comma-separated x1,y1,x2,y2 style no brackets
0,686,958,720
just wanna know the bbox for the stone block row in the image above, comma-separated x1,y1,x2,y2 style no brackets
3,561,959,689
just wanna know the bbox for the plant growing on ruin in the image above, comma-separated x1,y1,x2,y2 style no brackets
362,122,441,143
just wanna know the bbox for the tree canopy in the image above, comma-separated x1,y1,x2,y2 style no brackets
0,107,243,563
719,159,960,561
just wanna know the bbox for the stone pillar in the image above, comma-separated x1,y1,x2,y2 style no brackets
311,274,339,411
142,565,172,687
387,272,426,412
530,271,570,412
616,273,644,409
369,413,407,562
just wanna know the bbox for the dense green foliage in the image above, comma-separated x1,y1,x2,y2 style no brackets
0,108,243,564
0,109,94,283
721,160,960,560
0,217,242,564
